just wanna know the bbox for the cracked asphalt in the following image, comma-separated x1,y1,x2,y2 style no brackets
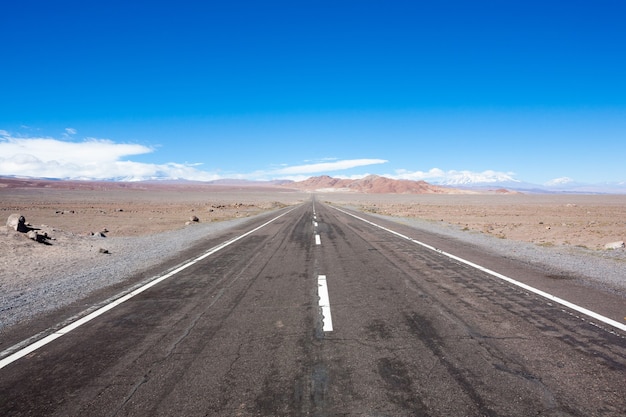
1,198,625,416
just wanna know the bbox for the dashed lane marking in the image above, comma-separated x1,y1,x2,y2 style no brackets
318,275,333,332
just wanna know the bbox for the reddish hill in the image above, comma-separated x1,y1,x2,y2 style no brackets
285,175,465,194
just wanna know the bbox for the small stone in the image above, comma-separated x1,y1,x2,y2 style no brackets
604,241,625,250
27,230,48,243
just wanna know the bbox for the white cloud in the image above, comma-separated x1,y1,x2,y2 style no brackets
544,177,574,186
240,158,388,181
0,134,220,181
270,159,388,175
391,168,519,185
65,128,77,135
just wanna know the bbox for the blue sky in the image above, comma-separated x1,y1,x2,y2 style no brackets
1,1,625,185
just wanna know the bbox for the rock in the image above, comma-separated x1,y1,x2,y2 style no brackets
604,241,625,250
7,214,29,233
190,215,199,222
99,248,110,254
27,230,49,243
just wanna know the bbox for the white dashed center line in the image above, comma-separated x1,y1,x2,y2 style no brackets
318,275,333,332
315,234,321,245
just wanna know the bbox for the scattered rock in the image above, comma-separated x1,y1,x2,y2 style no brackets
190,215,199,222
604,241,625,250
99,248,110,254
7,214,29,233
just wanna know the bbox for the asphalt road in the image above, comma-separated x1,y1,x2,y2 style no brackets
1,198,625,416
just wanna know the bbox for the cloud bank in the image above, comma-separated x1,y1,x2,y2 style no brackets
0,132,387,182
0,132,220,181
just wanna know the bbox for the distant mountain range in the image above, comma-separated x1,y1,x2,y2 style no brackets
283,175,477,194
1,175,625,194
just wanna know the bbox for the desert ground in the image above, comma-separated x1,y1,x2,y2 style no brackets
1,180,625,332
2,184,625,283
316,192,626,250
3,181,624,247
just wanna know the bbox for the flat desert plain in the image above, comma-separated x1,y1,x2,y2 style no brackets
3,180,625,247
316,192,626,250
1,179,625,331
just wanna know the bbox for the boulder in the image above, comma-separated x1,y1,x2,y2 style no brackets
604,241,625,250
7,214,29,233
190,215,199,222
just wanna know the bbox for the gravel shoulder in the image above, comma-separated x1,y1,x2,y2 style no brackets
0,216,261,333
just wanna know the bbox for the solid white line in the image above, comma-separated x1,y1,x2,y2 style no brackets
0,207,298,370
318,275,333,332
315,234,321,245
331,206,626,333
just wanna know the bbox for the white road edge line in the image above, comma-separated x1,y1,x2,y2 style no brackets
315,234,321,245
0,207,298,370
331,206,626,333
318,275,333,332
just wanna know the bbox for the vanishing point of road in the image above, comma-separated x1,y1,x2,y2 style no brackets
1,198,625,416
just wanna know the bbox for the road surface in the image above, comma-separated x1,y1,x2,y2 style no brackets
1,199,625,416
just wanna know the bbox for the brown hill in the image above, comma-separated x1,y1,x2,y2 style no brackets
285,175,467,194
